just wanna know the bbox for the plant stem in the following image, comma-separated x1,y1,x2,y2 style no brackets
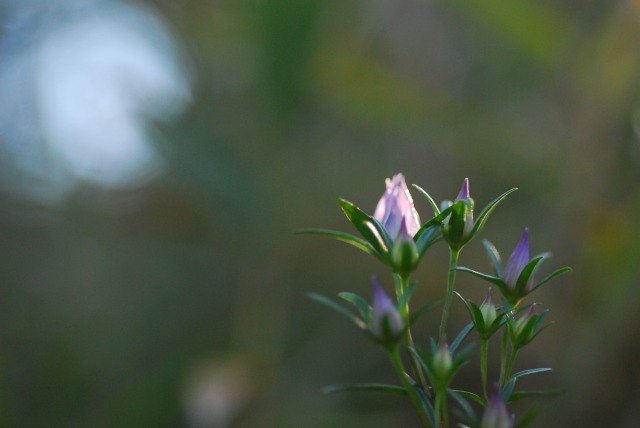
396,275,430,396
439,249,460,342
481,338,488,399
498,328,508,387
434,386,449,428
504,347,519,383
389,347,432,427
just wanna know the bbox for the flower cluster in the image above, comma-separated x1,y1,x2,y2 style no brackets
301,174,570,428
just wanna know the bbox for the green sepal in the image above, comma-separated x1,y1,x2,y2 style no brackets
295,228,380,259
321,383,406,395
514,255,547,296
338,292,372,325
412,184,440,216
482,239,503,277
338,198,393,261
307,292,366,330
442,200,471,249
470,188,518,238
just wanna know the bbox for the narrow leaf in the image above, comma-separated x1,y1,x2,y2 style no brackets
449,388,485,406
338,199,392,258
451,322,474,354
296,228,379,257
412,184,440,215
455,267,506,288
307,292,366,330
502,377,516,402
414,223,442,258
531,267,572,292
338,292,372,324
322,383,406,395
511,368,552,380
482,239,503,277
471,188,518,237
448,389,479,422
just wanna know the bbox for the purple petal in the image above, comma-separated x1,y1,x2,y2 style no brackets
373,174,420,240
455,177,470,202
503,228,531,290
481,386,513,428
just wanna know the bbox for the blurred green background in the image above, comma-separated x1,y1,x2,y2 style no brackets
1,0,639,426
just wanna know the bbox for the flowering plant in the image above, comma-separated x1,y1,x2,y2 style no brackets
299,174,570,427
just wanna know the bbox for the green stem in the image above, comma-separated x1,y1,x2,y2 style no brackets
498,328,508,387
396,275,430,396
439,249,460,342
481,339,488,400
504,347,519,384
389,348,432,427
434,386,449,428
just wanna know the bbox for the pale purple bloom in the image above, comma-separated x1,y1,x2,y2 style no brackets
374,174,421,241
371,277,403,339
503,228,532,291
481,386,514,428
513,304,537,336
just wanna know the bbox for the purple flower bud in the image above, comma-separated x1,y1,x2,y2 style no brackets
373,174,421,242
479,288,497,327
481,386,514,428
371,277,403,340
503,228,532,291
455,177,471,202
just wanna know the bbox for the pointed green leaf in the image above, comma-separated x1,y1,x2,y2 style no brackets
482,239,503,277
448,389,479,422
412,184,440,215
471,188,518,237
501,377,516,402
338,198,392,258
307,292,366,330
338,292,372,324
407,375,436,426
296,228,379,257
414,223,442,258
511,367,552,380
449,389,486,406
322,383,406,395
455,267,506,288
451,322,474,354
531,266,572,292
